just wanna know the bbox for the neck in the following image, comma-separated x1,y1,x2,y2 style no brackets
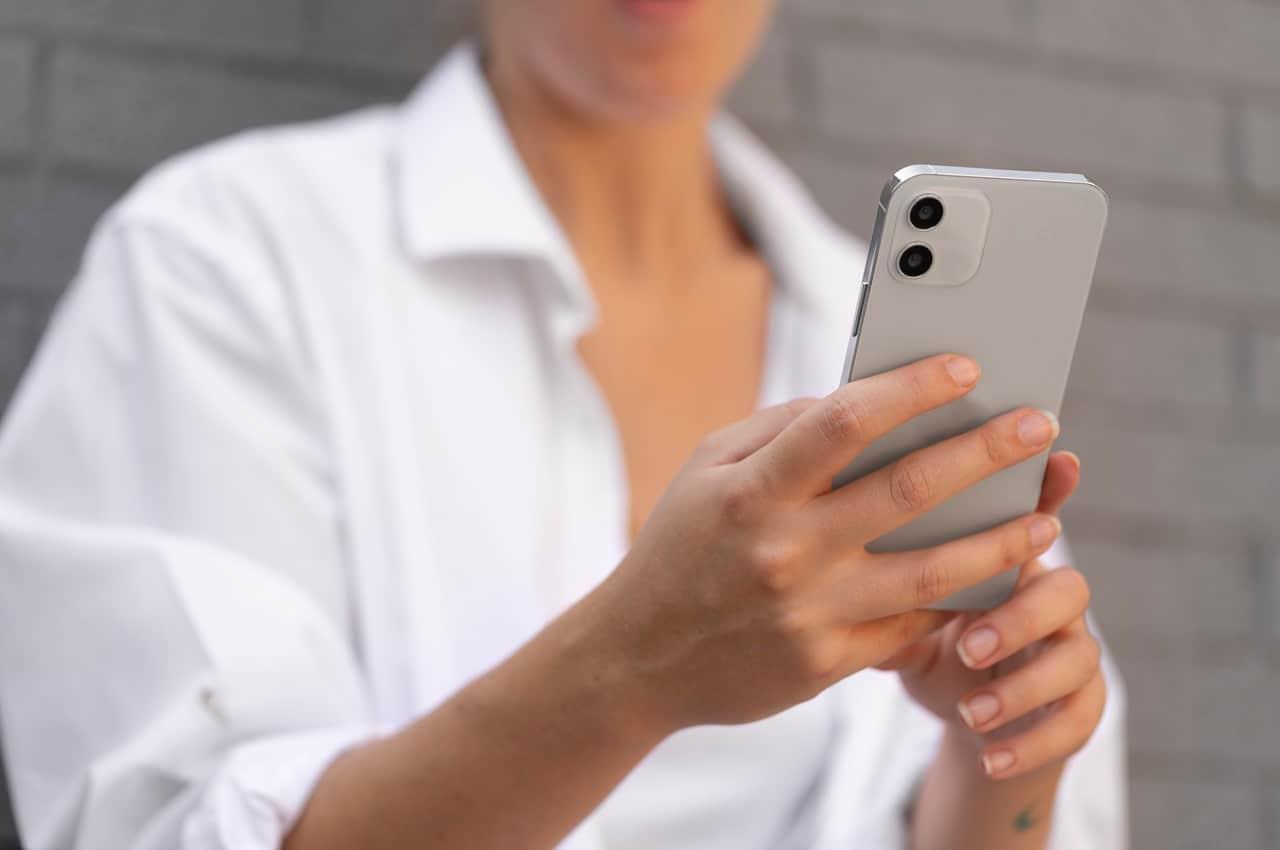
485,58,745,290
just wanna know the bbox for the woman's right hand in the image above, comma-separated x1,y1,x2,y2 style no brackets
589,353,1063,732
285,353,1065,850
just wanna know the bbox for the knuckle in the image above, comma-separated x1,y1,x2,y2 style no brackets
800,639,843,682
1078,635,1103,672
979,422,1011,466
818,395,871,446
783,397,816,420
888,458,933,514
1054,633,1101,683
995,602,1036,646
1000,526,1027,567
1066,706,1099,753
749,541,803,594
721,472,766,528
1057,568,1093,611
1066,683,1107,751
1094,676,1109,721
906,367,931,406
1011,604,1041,642
893,611,920,646
774,606,811,643
775,612,840,682
694,430,727,460
912,556,952,606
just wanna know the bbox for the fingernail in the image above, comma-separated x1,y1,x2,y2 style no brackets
957,626,999,668
945,356,981,388
1030,515,1062,549
1017,410,1059,447
982,748,1016,777
957,693,1001,729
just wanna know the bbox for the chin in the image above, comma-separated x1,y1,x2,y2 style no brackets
543,38,738,126
488,0,770,127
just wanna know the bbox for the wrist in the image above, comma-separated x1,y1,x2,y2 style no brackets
487,577,679,755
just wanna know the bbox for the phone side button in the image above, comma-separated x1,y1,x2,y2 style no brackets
851,282,871,338
841,333,860,384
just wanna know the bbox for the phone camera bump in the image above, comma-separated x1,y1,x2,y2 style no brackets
909,196,944,230
898,244,934,278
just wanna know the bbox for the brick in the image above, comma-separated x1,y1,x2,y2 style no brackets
1035,0,1280,89
1072,310,1235,407
1253,333,1280,411
1094,199,1280,310
1063,426,1280,528
786,0,1029,41
1269,546,1280,645
810,43,1226,191
0,172,125,291
0,39,34,156
1131,778,1262,850
1242,108,1280,199
1267,786,1280,850
774,159,1280,315
1125,659,1280,763
1070,536,1254,647
729,26,795,130
0,0,302,56
304,0,471,74
48,49,398,174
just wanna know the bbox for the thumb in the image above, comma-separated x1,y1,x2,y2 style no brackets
873,610,960,672
695,398,819,466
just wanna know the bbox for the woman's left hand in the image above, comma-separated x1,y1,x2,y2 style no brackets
879,450,1107,780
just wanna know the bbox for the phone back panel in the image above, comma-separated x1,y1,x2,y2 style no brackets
834,166,1108,610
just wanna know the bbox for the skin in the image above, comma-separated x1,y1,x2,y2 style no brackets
285,2,1106,848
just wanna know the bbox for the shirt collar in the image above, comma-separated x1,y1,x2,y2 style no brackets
394,42,864,318
395,43,575,271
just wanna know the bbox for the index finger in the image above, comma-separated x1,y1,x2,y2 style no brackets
747,354,980,500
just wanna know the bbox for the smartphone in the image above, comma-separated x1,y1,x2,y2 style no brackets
834,165,1108,610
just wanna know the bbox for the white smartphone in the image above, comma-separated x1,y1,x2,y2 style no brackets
834,165,1108,610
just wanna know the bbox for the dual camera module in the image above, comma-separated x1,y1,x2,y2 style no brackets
898,196,943,278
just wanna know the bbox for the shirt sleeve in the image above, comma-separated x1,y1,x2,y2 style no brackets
1043,540,1130,850
810,536,1128,850
0,199,375,850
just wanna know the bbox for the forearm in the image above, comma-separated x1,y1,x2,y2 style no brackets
284,586,669,850
910,726,1064,850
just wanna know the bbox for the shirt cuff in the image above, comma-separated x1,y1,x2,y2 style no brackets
180,725,374,850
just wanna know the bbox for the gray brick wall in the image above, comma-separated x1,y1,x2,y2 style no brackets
0,40,33,157
1,1,1278,847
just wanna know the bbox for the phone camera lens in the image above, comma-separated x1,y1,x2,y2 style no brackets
909,196,944,230
898,244,934,278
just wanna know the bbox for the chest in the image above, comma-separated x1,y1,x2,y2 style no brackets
577,266,772,537
327,258,854,848
387,257,848,678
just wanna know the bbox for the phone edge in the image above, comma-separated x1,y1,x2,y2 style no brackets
842,164,1107,388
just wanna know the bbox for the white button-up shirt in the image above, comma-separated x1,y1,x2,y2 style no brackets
0,44,1126,850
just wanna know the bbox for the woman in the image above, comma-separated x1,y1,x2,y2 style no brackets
0,1,1125,848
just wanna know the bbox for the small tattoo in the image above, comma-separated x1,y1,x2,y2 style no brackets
1012,802,1040,832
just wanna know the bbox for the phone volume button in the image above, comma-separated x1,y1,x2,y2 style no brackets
851,282,871,338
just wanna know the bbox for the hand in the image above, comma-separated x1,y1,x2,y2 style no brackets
878,453,1107,780
587,354,1063,733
